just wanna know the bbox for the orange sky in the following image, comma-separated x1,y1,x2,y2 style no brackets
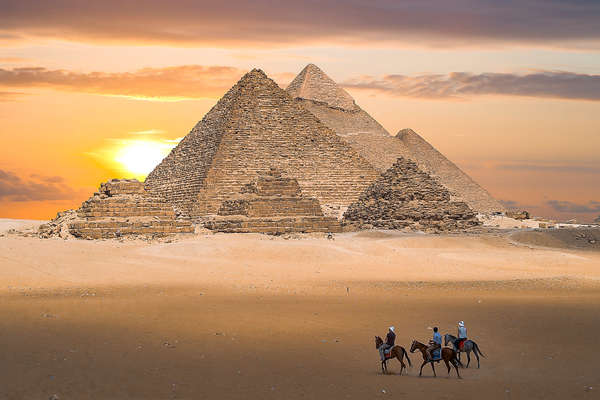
1,1,599,222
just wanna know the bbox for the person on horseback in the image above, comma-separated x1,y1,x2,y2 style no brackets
378,326,396,361
426,327,442,361
454,321,468,351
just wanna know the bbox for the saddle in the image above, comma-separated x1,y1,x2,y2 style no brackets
456,338,467,351
384,347,394,359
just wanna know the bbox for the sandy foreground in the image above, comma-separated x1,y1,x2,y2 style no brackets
1,220,599,399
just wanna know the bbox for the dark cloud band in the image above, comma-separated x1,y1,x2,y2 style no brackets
2,65,599,102
1,0,599,47
0,169,77,202
342,71,600,101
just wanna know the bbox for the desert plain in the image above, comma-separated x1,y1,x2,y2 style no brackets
0,220,598,400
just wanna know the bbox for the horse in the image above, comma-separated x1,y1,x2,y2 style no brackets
409,340,462,378
444,334,485,368
374,336,412,375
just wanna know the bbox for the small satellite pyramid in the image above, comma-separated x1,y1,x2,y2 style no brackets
287,64,504,214
145,69,380,219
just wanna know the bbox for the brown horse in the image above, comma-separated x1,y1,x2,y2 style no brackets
375,336,412,375
409,340,462,378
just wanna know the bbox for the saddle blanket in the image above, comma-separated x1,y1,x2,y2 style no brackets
384,348,393,358
457,339,467,350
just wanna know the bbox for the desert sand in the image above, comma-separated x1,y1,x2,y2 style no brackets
1,221,599,399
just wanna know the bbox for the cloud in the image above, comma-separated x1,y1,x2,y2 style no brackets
547,200,600,214
496,163,600,174
3,65,600,102
0,169,79,201
342,71,600,101
129,129,167,135
0,65,245,100
1,1,599,48
0,57,28,63
0,91,25,101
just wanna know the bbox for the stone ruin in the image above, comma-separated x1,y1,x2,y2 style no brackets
203,168,341,234
343,158,480,232
39,179,193,239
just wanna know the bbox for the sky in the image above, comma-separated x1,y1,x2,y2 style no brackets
0,0,599,222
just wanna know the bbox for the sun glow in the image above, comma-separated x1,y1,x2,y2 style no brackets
114,140,174,178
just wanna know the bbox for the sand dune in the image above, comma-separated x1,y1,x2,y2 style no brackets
1,228,599,399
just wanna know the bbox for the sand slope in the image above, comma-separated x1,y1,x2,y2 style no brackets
1,229,599,399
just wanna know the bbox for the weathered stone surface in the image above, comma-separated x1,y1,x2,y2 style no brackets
145,68,380,219
343,158,481,232
205,169,342,233
506,210,530,220
39,179,193,239
286,64,504,214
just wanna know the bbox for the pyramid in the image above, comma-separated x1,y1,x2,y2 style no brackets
396,129,504,214
204,168,342,233
145,69,380,220
343,158,480,232
39,179,193,239
286,64,504,214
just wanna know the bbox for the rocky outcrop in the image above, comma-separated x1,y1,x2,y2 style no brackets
204,169,341,234
39,179,193,239
343,158,480,232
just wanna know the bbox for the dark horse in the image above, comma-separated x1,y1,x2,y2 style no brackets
374,336,412,375
409,340,462,378
444,334,485,368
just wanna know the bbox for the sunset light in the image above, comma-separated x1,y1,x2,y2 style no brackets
114,140,174,178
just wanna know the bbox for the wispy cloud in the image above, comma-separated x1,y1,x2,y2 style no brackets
0,169,79,201
1,1,599,48
0,90,25,101
342,71,600,101
3,65,600,102
547,200,600,214
496,163,600,174
0,65,245,100
129,129,166,135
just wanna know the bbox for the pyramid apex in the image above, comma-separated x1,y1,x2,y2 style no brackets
286,64,357,111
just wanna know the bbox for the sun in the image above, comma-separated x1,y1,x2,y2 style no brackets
114,140,171,178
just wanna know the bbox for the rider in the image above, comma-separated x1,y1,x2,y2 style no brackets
426,327,442,361
378,326,396,361
453,320,468,352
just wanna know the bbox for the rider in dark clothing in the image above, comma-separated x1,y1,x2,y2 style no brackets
379,326,396,360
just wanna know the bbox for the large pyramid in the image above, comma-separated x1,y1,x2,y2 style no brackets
286,64,504,214
145,69,380,219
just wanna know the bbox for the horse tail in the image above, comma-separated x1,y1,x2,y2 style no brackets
474,342,486,358
403,347,412,367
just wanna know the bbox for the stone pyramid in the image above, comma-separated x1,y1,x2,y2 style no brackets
286,64,504,214
343,157,480,232
145,69,380,219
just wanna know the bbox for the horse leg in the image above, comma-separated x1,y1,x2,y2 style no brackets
454,359,461,378
444,359,451,375
397,355,406,375
431,361,437,377
419,361,427,377
474,349,480,368
466,351,471,368
381,360,386,374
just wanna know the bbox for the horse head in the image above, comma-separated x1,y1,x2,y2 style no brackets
409,340,417,353
444,334,456,346
375,336,383,349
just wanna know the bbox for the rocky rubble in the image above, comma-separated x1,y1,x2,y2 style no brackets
343,158,480,232
38,179,193,239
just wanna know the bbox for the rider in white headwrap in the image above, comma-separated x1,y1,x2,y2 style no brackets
458,321,467,339
378,326,396,361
